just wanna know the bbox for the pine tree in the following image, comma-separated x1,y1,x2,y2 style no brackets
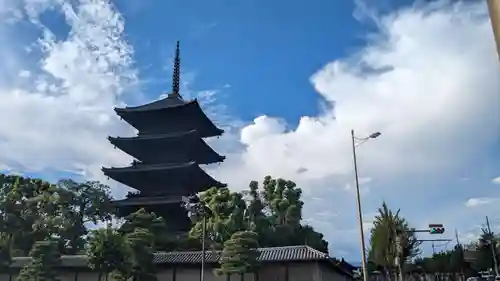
86,226,129,281
216,231,260,278
126,228,157,281
17,240,60,281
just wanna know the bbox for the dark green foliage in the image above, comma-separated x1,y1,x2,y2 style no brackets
368,202,420,278
216,231,260,276
189,176,328,253
189,188,247,248
17,240,60,281
0,175,114,256
410,245,478,279
56,180,114,254
86,226,130,280
0,233,12,271
472,228,499,271
126,228,157,281
119,208,175,251
0,172,329,281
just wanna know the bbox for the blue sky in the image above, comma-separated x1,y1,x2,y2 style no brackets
0,0,499,261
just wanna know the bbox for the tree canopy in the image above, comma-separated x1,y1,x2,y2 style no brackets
0,173,329,279
216,230,260,277
189,177,328,253
17,240,61,281
368,202,420,281
367,202,500,279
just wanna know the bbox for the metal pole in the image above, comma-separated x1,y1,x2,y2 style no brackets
486,216,499,276
487,0,500,59
201,214,206,281
455,229,465,280
351,129,369,281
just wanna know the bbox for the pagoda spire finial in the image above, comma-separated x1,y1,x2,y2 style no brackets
171,40,181,98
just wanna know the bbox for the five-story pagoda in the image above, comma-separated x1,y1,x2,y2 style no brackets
102,41,226,232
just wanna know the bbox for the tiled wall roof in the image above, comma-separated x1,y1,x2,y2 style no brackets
153,245,329,264
9,245,351,277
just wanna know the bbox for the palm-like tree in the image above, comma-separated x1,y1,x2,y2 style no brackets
368,202,420,281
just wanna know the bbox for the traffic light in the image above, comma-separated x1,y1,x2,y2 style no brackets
429,224,445,234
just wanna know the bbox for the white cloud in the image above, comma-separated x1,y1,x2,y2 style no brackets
492,177,500,184
219,1,499,189
0,0,237,199
344,177,372,195
210,1,500,256
0,0,137,196
1,0,499,258
465,197,497,207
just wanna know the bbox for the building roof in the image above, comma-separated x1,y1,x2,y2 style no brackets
108,130,225,165
113,42,223,138
114,98,224,138
101,162,227,193
9,246,352,277
153,245,330,264
111,195,184,207
115,95,192,112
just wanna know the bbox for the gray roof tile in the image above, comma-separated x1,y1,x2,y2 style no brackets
10,245,354,276
9,245,352,278
153,245,328,264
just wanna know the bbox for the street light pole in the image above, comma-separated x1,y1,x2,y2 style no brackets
351,130,381,281
201,214,206,281
487,0,500,59
351,129,369,281
182,195,209,281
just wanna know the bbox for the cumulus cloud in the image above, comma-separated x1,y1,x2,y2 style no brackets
0,0,137,187
210,0,500,255
492,177,500,184
344,177,372,195
1,0,499,258
465,197,497,207
221,1,499,188
0,0,231,198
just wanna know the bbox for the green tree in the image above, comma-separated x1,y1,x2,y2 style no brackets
188,177,328,253
0,174,115,255
255,176,328,252
189,187,247,248
56,180,114,254
17,240,60,281
86,226,130,281
368,202,420,281
119,208,172,251
245,181,267,233
410,246,476,281
126,228,157,281
0,233,12,272
0,176,49,255
460,228,500,273
216,231,260,279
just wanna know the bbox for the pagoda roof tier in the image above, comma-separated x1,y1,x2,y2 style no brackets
101,162,226,193
111,195,184,207
111,197,191,232
108,130,225,165
114,95,223,138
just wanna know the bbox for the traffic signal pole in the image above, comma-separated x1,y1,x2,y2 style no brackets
486,216,499,276
455,229,466,278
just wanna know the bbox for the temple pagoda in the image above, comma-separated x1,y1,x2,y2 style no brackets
102,41,226,232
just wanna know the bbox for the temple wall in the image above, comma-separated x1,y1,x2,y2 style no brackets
0,261,349,281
